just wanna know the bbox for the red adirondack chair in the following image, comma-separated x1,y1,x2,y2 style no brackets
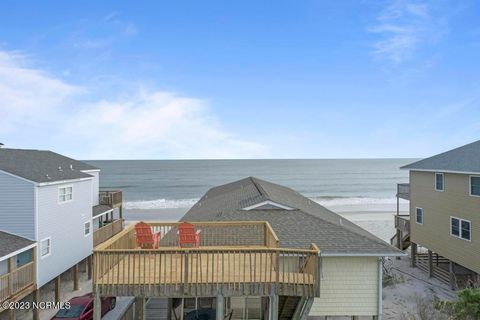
135,221,161,249
178,222,201,248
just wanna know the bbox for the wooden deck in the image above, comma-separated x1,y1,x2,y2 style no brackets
94,222,320,298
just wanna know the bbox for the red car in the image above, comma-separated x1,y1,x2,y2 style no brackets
51,294,116,320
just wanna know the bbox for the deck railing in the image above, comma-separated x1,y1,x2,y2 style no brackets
0,261,35,304
99,190,123,208
394,215,410,233
93,221,320,298
93,219,124,247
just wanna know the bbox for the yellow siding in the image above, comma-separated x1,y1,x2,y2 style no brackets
410,171,480,273
309,256,379,316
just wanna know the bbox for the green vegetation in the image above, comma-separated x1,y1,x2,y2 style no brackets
435,288,480,320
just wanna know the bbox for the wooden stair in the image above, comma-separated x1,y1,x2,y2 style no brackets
390,233,410,250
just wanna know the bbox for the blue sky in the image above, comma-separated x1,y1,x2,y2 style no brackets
0,0,479,159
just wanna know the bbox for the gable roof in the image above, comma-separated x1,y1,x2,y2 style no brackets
0,231,35,258
402,140,480,173
182,177,403,256
0,148,97,183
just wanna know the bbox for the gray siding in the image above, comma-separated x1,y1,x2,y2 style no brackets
0,171,35,239
36,179,93,287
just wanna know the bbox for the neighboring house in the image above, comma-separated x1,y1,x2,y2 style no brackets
94,177,403,320
394,140,480,288
0,148,123,320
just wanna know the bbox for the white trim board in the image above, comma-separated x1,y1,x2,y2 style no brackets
242,200,295,211
403,168,480,175
92,209,114,220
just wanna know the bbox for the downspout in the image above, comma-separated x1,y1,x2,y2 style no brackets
377,258,383,320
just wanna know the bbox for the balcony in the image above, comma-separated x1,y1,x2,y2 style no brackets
0,260,36,311
99,190,123,208
93,219,124,247
394,215,410,233
93,221,321,298
397,183,410,200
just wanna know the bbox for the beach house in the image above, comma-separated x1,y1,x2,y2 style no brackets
0,148,123,319
93,177,403,320
393,140,480,288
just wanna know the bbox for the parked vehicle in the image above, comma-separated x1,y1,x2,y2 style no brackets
51,294,116,320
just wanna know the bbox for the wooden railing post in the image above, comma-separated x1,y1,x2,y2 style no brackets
7,257,14,296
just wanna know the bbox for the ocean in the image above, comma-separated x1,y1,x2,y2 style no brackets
87,159,413,219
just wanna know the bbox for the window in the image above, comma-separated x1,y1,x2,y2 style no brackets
59,186,73,202
40,238,51,257
84,221,91,236
16,249,33,267
435,173,444,191
470,176,480,196
451,217,471,241
415,207,423,224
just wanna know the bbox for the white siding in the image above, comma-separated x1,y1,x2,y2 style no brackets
83,170,100,206
309,256,379,317
0,171,35,239
36,179,93,287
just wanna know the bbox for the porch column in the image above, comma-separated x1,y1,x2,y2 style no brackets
216,295,225,320
72,264,79,290
55,275,61,303
93,288,101,320
268,295,279,320
135,297,146,320
410,243,417,267
32,289,40,320
427,250,433,278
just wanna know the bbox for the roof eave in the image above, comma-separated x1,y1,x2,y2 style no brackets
322,251,407,257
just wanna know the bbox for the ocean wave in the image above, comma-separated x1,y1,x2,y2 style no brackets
123,196,400,210
311,196,398,207
124,198,199,210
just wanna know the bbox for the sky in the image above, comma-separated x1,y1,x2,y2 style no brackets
0,0,479,159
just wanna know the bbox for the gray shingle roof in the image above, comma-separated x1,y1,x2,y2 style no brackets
182,177,403,256
402,140,480,173
0,231,35,258
0,148,97,183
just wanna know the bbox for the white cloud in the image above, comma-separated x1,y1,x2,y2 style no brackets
0,50,269,159
369,0,441,64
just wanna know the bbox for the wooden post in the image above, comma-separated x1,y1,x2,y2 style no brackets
428,250,433,278
73,264,79,290
55,275,61,303
268,295,278,320
135,297,145,320
33,289,40,320
449,261,456,290
8,308,16,320
119,206,123,220
410,243,417,267
216,295,225,320
167,298,173,320
93,288,101,320
87,255,92,280
7,257,14,296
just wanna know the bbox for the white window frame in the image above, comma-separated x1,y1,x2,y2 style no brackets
58,185,73,203
435,173,444,192
450,216,471,241
84,221,91,237
469,175,480,197
415,207,424,225
40,237,51,258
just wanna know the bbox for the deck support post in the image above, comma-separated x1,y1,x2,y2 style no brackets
268,295,279,320
410,243,417,267
72,264,79,290
449,261,456,290
135,297,145,320
216,295,225,320
376,258,383,320
55,275,61,303
167,298,173,320
32,289,40,320
427,250,433,278
93,287,101,320
87,255,92,280
119,206,123,220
